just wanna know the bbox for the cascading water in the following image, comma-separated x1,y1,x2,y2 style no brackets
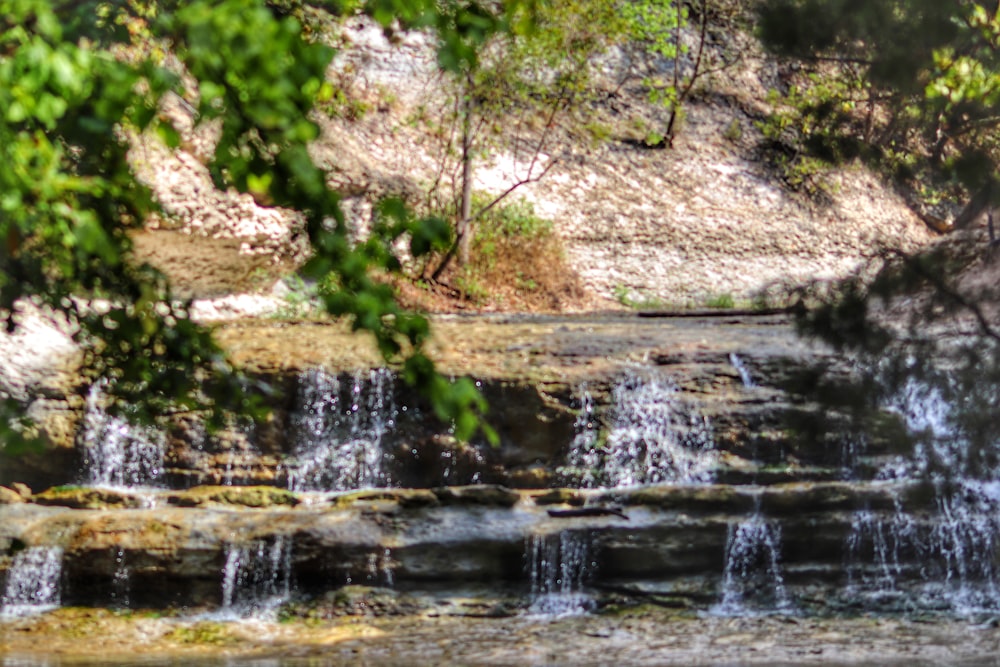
708,355,794,615
219,537,293,616
843,365,1000,614
79,382,165,488
365,548,395,588
110,548,131,608
565,385,600,488
1,547,63,617
729,352,756,388
565,369,717,488
286,368,400,491
526,532,594,616
712,514,792,615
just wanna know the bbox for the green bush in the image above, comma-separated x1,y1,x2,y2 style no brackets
705,293,735,309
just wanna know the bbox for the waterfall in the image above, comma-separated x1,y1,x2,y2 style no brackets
80,382,166,488
110,548,131,608
846,508,915,603
843,368,1000,613
729,353,756,388
565,385,601,488
847,492,1000,613
220,537,292,615
1,547,63,617
286,368,400,491
365,548,395,588
712,515,792,615
566,369,716,488
526,532,594,616
707,353,790,614
937,487,1000,600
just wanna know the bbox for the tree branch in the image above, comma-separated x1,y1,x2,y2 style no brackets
886,248,1000,344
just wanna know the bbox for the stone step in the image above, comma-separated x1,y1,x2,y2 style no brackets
0,482,988,611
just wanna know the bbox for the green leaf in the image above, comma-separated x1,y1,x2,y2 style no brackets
156,121,182,149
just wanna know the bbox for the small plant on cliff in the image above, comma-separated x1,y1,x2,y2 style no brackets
621,0,732,148
705,293,736,309
614,285,666,310
431,197,581,310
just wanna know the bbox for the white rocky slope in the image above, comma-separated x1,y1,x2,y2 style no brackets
130,16,935,311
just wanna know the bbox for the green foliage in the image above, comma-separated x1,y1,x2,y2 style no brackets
453,197,555,304
622,0,686,118
0,0,501,444
619,0,716,147
165,622,236,645
581,119,613,145
622,0,684,62
490,0,625,101
705,293,735,309
614,285,666,310
271,275,322,319
757,68,872,196
757,0,1000,196
474,198,552,246
723,118,742,143
418,0,622,275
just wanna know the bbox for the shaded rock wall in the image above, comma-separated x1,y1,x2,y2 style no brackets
5,314,951,615
1,314,874,493
0,482,945,611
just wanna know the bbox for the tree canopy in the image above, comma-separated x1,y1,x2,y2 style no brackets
0,0,539,444
758,1,1000,455
757,0,1000,202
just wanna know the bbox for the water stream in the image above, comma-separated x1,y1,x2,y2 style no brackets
110,547,131,608
526,532,594,616
842,366,1000,614
1,547,64,618
286,368,400,491
79,382,166,489
14,332,1000,627
730,352,756,388
565,368,717,488
219,538,293,616
364,548,395,588
713,513,793,616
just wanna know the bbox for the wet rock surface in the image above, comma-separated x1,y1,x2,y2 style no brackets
3,606,1000,666
3,313,997,662
0,482,945,612
3,313,857,492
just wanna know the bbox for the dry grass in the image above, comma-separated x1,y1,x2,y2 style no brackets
394,204,593,313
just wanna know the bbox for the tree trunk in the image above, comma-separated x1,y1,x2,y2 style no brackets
456,85,475,266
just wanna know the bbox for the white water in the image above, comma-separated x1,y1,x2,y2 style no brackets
566,369,717,488
365,548,395,588
219,538,292,616
565,385,601,487
80,382,166,488
712,515,792,616
844,368,1000,613
846,507,914,600
729,353,756,388
1,547,63,618
286,368,401,491
110,548,130,608
526,532,594,616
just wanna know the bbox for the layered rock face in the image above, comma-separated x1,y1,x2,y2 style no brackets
2,314,842,492
1,314,996,616
0,481,920,611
